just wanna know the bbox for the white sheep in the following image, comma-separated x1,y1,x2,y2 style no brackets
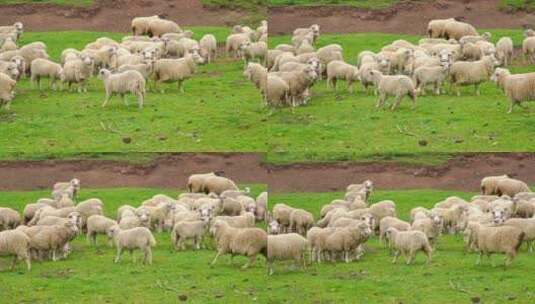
412,63,450,95
271,66,318,107
366,69,416,111
496,177,531,197
385,227,432,264
147,19,181,38
171,220,207,251
522,36,535,64
199,34,217,63
266,74,289,107
107,225,156,264
289,209,314,235
449,55,499,96
153,53,204,93
267,233,308,275
30,58,63,91
63,54,94,93
30,222,78,261
491,68,535,113
86,215,117,246
0,230,31,271
239,41,267,67
379,216,411,246
0,207,21,230
226,33,251,58
326,60,359,93
324,222,372,263
99,68,145,109
131,16,161,36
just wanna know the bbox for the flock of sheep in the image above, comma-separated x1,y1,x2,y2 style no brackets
1,173,534,274
0,16,267,110
266,19,535,113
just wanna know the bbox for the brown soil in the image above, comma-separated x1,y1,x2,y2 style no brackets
269,0,535,35
0,0,258,32
0,153,534,193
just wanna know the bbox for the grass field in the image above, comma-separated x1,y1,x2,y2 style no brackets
268,190,535,303
0,186,271,303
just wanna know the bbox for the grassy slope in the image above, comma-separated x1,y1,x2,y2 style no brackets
267,29,535,164
269,190,535,303
0,186,271,303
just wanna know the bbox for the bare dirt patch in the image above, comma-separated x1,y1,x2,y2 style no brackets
0,0,256,32
0,153,534,192
269,0,535,35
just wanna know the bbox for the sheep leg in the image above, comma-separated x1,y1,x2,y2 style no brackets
242,255,256,269
121,94,129,106
391,95,401,111
475,84,481,96
178,81,184,93
25,255,31,271
144,248,152,265
10,256,17,270
137,92,144,109
267,261,274,276
376,94,386,108
130,249,135,264
114,247,123,263
210,251,222,266
102,93,112,107
406,252,414,265
52,249,57,262
392,250,399,264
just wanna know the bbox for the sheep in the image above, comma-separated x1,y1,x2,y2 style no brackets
0,207,21,231
30,222,78,261
29,58,63,91
0,22,23,38
480,175,508,195
153,53,204,93
213,212,255,228
220,197,243,216
201,175,238,195
98,68,145,109
443,20,478,40
0,230,31,271
0,72,16,109
411,216,442,247
107,225,156,264
239,41,267,67
62,54,94,93
266,74,289,107
449,55,499,96
461,42,483,61
75,198,104,230
117,62,154,80
86,215,117,246
514,199,535,218
380,48,413,74
164,37,200,58
210,220,267,269
522,36,535,64
496,177,531,197
324,222,372,263
316,45,344,76
379,216,411,246
273,204,297,233
491,68,535,113
162,31,193,41
1,37,17,52
53,179,80,199
267,233,308,275
476,40,497,57
289,209,314,235
296,40,315,55
271,66,318,107
199,34,217,63
0,61,20,81
502,218,535,253
131,16,161,36
326,60,359,93
255,192,268,221
147,19,181,38
385,227,432,265
366,69,416,111
243,62,267,97
292,32,314,48
464,222,524,266
293,24,320,42
226,33,251,58
306,227,337,263
413,63,450,96
427,18,455,38
171,220,207,250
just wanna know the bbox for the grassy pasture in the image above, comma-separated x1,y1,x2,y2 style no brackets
268,190,535,303
0,185,271,303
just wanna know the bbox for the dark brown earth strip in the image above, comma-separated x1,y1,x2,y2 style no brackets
0,153,534,193
268,0,535,35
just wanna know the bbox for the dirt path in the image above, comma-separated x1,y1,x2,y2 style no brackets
0,0,258,32
269,0,535,35
0,153,534,193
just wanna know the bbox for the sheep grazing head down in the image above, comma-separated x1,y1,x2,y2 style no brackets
107,225,120,239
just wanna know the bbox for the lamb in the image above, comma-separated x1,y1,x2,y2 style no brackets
464,222,524,266
86,215,117,246
239,41,267,67
480,175,508,195
366,69,416,111
271,66,318,107
379,216,411,246
30,58,63,91
491,68,535,113
199,34,217,63
267,233,308,275
62,54,94,93
522,36,535,64
385,227,432,264
0,207,21,230
147,19,181,38
289,209,314,235
412,63,450,95
99,68,145,109
213,212,255,228
496,177,531,197
0,72,16,109
30,222,78,261
131,16,161,36
107,225,156,264
326,60,359,93
0,230,31,271
171,220,207,250
449,55,499,96
210,220,267,269
324,222,372,263
153,53,204,93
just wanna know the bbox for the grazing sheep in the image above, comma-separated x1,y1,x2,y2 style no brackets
153,53,204,93
443,20,478,40
107,225,156,264
514,199,535,218
522,36,535,64
496,37,513,67
147,19,181,38
379,216,410,246
306,227,337,263
210,220,267,269
171,220,207,250
187,172,217,193
30,222,78,261
199,34,217,63
366,69,416,111
267,233,308,275
0,207,21,231
496,177,531,197
271,66,318,107
266,74,289,107
30,58,63,91
427,18,455,38
99,68,145,109
324,222,372,263
449,55,499,96
131,16,161,36
63,54,94,93
0,230,31,271
289,209,314,235
413,63,450,95
481,175,508,195
0,72,16,109
464,222,524,266
213,212,255,228
255,192,268,221
386,227,432,265
326,60,359,93
226,33,251,58
86,215,117,246
239,41,267,67
491,68,535,113
273,204,297,233
461,42,483,61
75,198,104,230
411,216,442,246
201,176,238,195
243,62,267,98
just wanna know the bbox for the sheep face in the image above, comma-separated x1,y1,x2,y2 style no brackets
191,52,205,65
107,225,119,239
490,68,509,83
70,178,80,189
98,69,111,80
492,207,507,224
200,207,213,223
6,65,19,80
360,213,375,229
311,24,320,37
268,220,280,235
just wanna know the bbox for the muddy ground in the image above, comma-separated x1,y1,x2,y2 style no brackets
269,0,535,35
0,153,534,192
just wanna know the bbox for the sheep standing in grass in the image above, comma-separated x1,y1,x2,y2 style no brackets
239,41,267,67
449,55,499,96
366,69,416,111
496,177,531,197
491,68,535,113
244,62,267,100
171,220,207,250
99,68,145,109
289,209,314,235
86,215,117,246
386,227,432,264
496,37,513,67
522,36,535,64
324,222,372,263
63,54,94,93
503,218,535,253
226,33,251,58
379,216,411,246
131,16,161,36
271,66,318,107
107,225,156,265
326,60,359,93
267,233,308,275
199,34,217,64
412,62,450,95
210,220,267,269
30,222,78,261
0,230,31,271
153,53,204,93
30,58,63,91
266,74,289,107
0,207,21,230
147,19,181,38
427,18,455,38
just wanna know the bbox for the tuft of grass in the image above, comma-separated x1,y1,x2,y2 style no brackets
502,0,535,11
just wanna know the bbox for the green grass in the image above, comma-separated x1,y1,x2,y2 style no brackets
268,0,404,8
268,190,535,303
502,0,535,10
0,186,271,303
0,0,92,6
